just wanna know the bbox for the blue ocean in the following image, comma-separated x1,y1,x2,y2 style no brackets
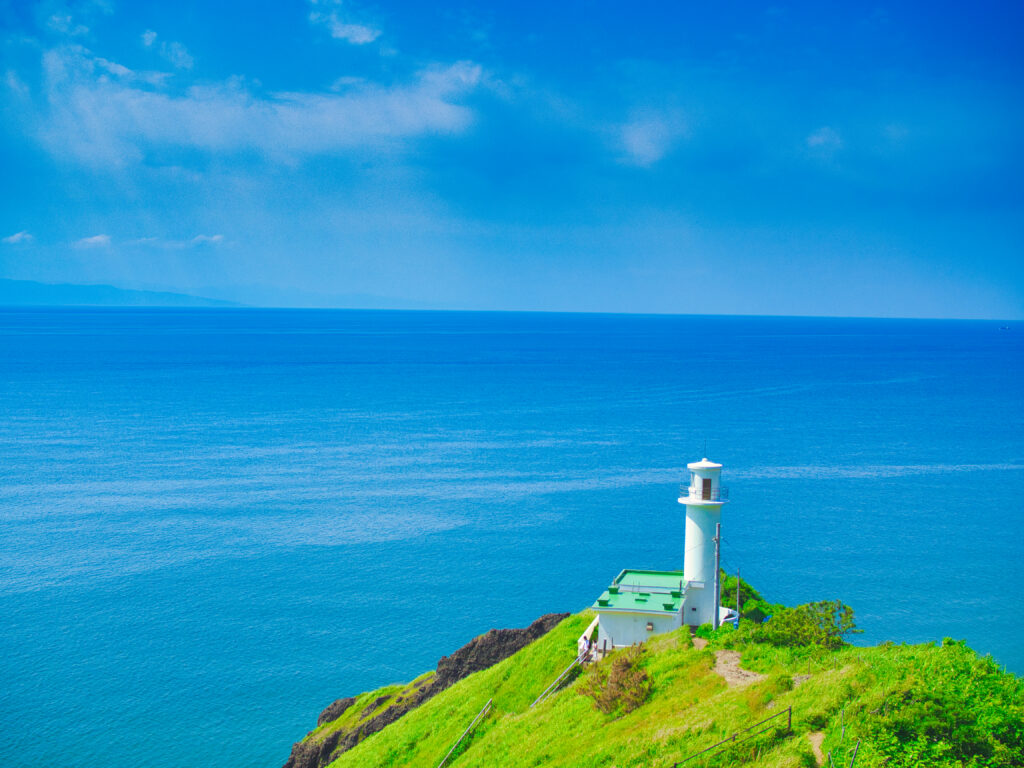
1,309,1021,768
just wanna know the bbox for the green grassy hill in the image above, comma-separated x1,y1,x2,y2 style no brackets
296,600,1022,767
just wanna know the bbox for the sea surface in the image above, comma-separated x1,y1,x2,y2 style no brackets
1,308,1021,768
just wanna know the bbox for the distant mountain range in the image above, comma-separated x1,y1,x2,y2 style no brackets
0,279,238,307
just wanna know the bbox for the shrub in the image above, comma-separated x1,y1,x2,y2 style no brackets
579,645,653,715
758,600,861,650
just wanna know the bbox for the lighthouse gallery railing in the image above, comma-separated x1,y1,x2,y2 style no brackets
679,485,729,501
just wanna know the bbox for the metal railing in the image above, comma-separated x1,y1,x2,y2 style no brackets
679,485,729,502
436,698,492,768
671,706,791,766
611,584,683,595
530,653,586,708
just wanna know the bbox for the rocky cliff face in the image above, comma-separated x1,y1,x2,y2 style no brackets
282,613,569,768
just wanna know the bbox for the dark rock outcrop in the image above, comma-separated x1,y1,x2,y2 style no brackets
433,613,569,691
316,697,356,727
282,612,569,768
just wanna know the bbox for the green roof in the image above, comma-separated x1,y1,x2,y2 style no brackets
592,569,686,615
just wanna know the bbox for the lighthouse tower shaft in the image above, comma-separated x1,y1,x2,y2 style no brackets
678,458,727,627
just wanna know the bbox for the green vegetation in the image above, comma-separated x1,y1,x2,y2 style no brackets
311,592,1022,768
578,645,652,715
306,671,435,746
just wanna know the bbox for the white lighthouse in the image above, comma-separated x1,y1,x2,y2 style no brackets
590,455,736,651
678,457,728,627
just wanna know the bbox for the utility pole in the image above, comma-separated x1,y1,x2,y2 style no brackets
736,567,741,627
712,522,721,630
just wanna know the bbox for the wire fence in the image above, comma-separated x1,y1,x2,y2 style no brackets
671,706,792,766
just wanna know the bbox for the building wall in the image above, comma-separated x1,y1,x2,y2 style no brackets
597,611,682,649
682,582,714,627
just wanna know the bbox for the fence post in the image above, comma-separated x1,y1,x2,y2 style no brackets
848,739,861,767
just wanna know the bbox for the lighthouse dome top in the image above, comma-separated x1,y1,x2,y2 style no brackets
687,457,722,470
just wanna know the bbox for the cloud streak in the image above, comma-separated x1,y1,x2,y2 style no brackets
311,12,381,44
125,234,226,248
30,46,482,167
309,1,381,45
617,109,688,166
2,231,34,244
806,126,843,158
74,234,111,247
141,30,194,69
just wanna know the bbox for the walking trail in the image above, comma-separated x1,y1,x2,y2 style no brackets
807,731,825,766
712,650,766,688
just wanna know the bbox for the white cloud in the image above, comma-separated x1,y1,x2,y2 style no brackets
74,234,111,247
2,230,34,244
309,2,381,45
5,70,30,95
806,126,843,152
139,30,192,70
618,110,688,167
160,41,193,70
32,46,482,167
125,234,224,248
47,14,89,37
95,56,132,78
329,75,366,91
139,30,194,70
56,47,171,87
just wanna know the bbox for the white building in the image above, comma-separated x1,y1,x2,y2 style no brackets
593,569,686,649
591,457,733,650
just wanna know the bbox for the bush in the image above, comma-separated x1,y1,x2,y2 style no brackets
758,600,861,650
695,623,714,640
579,645,652,715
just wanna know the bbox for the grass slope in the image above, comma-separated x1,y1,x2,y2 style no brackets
316,615,1022,768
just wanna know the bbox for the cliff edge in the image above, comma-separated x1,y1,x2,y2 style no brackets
283,613,569,768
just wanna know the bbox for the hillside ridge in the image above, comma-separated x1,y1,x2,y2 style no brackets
283,581,1023,768
283,613,569,768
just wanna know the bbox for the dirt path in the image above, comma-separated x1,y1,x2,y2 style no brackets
807,731,825,766
713,650,765,688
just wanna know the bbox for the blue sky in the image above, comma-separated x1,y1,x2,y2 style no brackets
1,0,1021,316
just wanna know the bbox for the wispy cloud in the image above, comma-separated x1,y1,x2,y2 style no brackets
140,30,194,70
160,41,193,70
309,1,381,45
126,234,226,248
617,109,688,166
74,233,111,247
47,14,89,37
2,230,34,244
313,15,381,44
806,126,843,156
30,46,482,167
